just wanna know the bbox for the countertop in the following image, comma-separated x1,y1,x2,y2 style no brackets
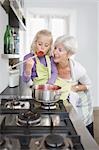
0,82,99,150
0,78,32,98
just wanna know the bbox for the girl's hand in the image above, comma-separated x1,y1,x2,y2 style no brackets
25,58,34,75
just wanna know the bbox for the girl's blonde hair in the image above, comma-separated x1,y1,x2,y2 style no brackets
54,35,78,54
30,29,53,55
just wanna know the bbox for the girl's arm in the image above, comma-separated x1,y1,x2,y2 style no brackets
22,53,34,82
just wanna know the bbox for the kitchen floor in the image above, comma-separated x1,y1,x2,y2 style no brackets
93,107,99,145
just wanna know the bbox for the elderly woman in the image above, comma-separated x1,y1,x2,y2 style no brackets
53,35,94,137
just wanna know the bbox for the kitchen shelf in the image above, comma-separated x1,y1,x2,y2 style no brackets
0,0,26,30
1,54,20,59
9,4,26,30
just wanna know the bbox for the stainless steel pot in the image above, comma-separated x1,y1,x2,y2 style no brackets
32,84,61,104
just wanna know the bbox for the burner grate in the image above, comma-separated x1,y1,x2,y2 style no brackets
16,111,41,126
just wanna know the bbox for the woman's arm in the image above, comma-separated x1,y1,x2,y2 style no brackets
71,82,88,92
71,59,92,92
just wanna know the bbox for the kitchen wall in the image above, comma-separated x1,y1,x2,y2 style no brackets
24,0,98,106
97,2,99,108
0,5,9,93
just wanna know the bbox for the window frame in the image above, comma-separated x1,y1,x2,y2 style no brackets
20,8,77,59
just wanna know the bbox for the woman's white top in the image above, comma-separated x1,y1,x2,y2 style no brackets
69,58,93,126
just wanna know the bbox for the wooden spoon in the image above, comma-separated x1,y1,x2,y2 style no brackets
10,51,44,69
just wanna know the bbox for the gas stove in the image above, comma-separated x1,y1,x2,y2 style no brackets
0,98,84,150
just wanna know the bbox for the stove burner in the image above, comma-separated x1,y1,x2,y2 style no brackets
4,100,30,109
41,103,56,109
45,134,64,148
5,100,20,107
16,111,41,126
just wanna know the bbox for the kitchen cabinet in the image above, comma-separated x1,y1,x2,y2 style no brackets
0,0,26,30
0,0,26,64
1,54,20,66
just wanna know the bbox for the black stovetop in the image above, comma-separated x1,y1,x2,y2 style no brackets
0,98,84,150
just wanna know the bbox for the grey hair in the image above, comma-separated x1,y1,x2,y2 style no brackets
54,35,78,53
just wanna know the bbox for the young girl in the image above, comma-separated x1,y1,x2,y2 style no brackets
22,29,57,85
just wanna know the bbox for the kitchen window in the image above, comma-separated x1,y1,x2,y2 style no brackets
20,8,77,59
26,16,68,51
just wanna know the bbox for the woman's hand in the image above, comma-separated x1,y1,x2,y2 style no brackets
25,58,34,76
71,84,87,92
71,85,79,92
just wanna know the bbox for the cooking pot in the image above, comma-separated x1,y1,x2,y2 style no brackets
32,84,61,104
